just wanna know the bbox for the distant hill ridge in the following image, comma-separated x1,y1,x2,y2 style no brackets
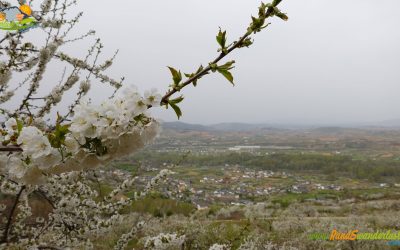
162,122,211,131
162,121,288,132
161,121,400,132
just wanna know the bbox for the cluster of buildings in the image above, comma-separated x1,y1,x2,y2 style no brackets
289,182,343,194
96,165,345,209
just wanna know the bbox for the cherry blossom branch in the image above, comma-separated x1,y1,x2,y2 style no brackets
158,0,287,118
1,185,26,244
0,146,22,152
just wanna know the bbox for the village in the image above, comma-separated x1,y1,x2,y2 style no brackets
99,164,351,209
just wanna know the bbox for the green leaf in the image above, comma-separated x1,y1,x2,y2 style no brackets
55,124,69,142
209,63,218,73
218,60,235,71
275,11,289,21
216,28,227,50
49,124,70,148
169,96,184,105
184,73,196,86
249,16,266,33
169,102,182,119
167,66,182,86
168,96,184,119
217,69,234,85
16,118,23,133
259,3,268,17
238,37,253,48
212,61,235,85
196,65,205,73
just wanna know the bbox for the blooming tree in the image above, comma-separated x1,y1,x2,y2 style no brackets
0,0,287,248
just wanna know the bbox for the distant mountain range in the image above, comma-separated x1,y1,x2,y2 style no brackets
162,121,305,132
161,120,400,132
162,122,211,131
162,121,284,132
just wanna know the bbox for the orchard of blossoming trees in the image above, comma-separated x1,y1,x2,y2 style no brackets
0,0,287,248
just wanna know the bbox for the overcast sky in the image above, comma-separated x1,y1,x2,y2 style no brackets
26,0,400,125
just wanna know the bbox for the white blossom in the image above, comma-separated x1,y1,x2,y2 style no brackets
50,85,62,103
119,85,147,115
34,148,62,170
0,62,11,87
64,136,80,154
209,244,231,250
7,157,27,179
0,1,171,248
79,80,91,93
5,117,17,134
17,126,53,160
144,233,185,250
144,88,162,107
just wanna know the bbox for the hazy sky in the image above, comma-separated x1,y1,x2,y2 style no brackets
25,1,400,124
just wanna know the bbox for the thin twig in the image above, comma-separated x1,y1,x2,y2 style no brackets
159,4,278,106
0,146,23,152
1,185,26,243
